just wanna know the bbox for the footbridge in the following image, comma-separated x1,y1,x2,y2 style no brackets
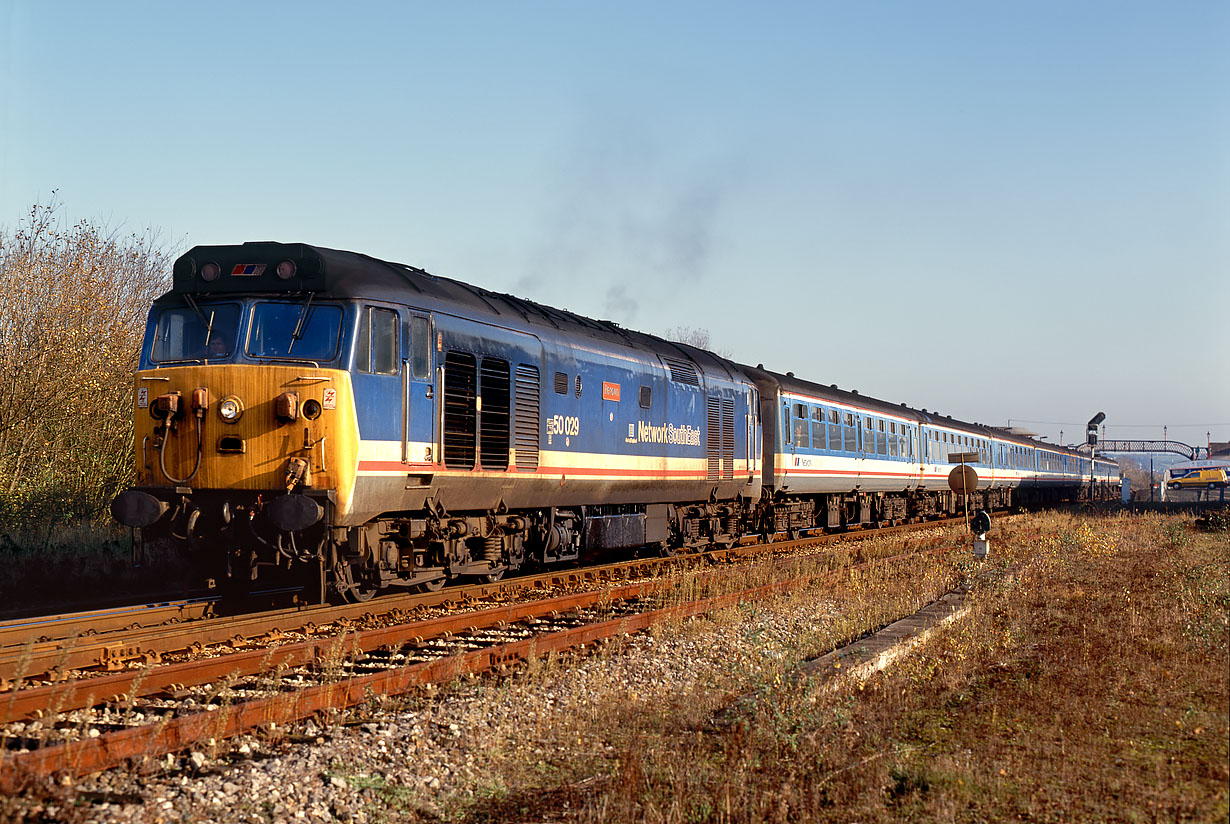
1077,440,1210,460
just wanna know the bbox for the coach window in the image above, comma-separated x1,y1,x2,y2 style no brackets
888,422,899,457
877,419,887,455
828,409,840,452
810,407,826,450
639,386,652,408
356,306,398,375
844,414,857,452
793,404,809,448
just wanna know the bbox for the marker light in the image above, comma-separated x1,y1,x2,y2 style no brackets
218,396,244,424
276,260,297,280
201,261,221,282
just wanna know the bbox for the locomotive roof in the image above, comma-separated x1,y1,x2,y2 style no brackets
169,242,743,381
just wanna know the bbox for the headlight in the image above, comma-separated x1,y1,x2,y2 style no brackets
276,259,297,279
201,261,221,282
218,396,244,423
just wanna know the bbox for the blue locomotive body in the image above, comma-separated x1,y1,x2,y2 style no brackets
114,242,762,600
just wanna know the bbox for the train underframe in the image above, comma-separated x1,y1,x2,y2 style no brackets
130,480,1116,603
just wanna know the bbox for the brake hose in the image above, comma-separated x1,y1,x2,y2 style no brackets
159,411,203,484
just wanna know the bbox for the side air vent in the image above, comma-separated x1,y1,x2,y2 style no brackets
707,395,736,481
663,357,699,386
554,371,568,394
479,358,510,470
514,365,540,471
721,396,734,479
443,352,477,469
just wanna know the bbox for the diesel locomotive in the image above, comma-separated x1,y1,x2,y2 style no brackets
110,242,1118,602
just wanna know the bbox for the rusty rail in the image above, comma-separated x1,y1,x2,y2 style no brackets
0,541,961,792
0,517,963,684
0,536,936,724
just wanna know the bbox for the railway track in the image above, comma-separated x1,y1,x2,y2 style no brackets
0,516,980,686
0,517,981,792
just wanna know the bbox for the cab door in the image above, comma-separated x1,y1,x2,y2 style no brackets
402,313,436,465
353,304,402,450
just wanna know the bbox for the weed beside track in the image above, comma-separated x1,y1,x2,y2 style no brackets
527,510,1226,824
387,512,1228,823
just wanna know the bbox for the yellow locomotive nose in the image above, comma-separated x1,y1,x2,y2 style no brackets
127,363,357,502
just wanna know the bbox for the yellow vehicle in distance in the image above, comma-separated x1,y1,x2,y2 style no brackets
1166,464,1229,490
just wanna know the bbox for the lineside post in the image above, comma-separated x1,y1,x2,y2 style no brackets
947,452,980,552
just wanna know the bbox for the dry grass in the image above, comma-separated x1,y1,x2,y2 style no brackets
376,512,1227,823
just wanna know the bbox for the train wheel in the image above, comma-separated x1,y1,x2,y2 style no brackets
336,562,377,603
656,541,678,557
342,582,377,603
417,577,445,593
483,567,506,584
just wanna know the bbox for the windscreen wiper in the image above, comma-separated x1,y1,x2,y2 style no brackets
184,293,214,341
288,293,315,355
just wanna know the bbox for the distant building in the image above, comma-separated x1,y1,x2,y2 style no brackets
1210,442,1230,459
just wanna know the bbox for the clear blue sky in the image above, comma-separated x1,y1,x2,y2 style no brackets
3,1,1227,447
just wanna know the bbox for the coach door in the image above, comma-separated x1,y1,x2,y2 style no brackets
402,313,435,465
746,387,758,480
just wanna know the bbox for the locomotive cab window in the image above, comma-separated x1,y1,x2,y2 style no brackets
152,302,242,363
247,301,343,362
356,306,399,375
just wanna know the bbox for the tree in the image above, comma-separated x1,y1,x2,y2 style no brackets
0,199,172,525
662,325,732,358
